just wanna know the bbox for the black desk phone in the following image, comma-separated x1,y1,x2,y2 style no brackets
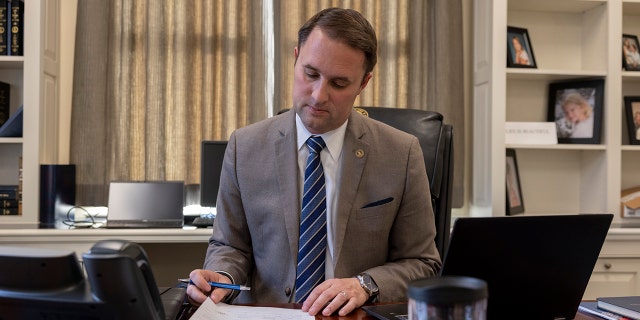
0,239,181,320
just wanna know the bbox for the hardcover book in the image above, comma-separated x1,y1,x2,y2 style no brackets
0,81,9,127
580,301,631,320
1,207,17,215
597,296,640,320
0,199,18,208
0,0,7,55
17,155,21,215
0,185,18,199
8,0,22,56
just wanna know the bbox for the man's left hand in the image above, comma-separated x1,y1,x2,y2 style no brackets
300,278,369,316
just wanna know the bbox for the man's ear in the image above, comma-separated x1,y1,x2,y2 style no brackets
293,47,299,65
358,72,373,94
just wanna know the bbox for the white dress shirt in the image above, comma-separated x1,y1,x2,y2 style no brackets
295,114,347,279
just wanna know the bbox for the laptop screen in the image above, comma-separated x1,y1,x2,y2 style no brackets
440,214,612,320
106,181,185,228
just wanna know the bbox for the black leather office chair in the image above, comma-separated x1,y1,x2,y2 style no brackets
355,107,453,257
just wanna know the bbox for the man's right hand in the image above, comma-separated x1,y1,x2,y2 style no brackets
186,269,233,306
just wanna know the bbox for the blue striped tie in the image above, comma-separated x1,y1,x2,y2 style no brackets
295,136,327,302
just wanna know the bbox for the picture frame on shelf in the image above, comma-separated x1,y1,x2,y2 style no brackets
624,96,640,145
547,79,604,144
622,34,640,71
506,148,524,215
507,26,537,68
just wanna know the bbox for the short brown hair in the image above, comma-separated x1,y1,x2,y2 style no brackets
297,8,377,75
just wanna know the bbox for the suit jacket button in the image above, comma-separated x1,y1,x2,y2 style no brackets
285,287,292,296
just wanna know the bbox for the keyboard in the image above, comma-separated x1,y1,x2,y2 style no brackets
191,214,215,228
105,219,184,228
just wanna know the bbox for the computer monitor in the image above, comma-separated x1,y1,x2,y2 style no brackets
200,140,227,207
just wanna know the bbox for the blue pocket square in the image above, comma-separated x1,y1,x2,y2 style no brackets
361,197,394,209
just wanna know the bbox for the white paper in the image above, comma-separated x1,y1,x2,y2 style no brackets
505,122,558,145
189,298,315,320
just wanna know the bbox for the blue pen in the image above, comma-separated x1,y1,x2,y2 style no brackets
178,278,251,291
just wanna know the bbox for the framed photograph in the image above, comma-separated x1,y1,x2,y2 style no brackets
625,96,640,145
547,79,605,144
506,148,524,215
623,34,640,71
507,26,537,68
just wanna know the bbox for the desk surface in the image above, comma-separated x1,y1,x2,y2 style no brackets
0,226,639,245
0,227,212,244
180,302,601,320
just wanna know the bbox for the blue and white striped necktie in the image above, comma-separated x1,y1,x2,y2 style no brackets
295,135,327,302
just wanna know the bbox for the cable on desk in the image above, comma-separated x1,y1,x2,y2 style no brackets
61,206,101,229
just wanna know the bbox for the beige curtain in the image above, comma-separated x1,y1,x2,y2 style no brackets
71,0,464,206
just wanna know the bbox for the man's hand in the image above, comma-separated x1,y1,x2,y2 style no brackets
186,269,232,306
301,278,370,316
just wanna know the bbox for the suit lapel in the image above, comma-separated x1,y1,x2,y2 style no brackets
333,110,369,267
274,111,303,262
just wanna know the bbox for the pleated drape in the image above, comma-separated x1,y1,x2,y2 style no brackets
71,0,464,206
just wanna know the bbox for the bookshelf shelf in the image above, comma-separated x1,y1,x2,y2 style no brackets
0,137,22,144
0,57,24,69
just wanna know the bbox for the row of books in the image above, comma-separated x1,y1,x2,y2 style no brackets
0,184,19,215
580,296,640,320
0,0,23,56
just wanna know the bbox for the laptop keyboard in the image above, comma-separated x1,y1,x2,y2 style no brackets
106,219,183,228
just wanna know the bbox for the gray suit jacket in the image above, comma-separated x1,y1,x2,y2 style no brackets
204,109,441,303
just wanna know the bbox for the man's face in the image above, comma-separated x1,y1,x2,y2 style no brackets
292,28,372,134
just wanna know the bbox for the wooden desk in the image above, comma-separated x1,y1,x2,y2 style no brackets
180,302,599,319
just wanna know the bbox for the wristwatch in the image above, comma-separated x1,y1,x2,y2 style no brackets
356,273,379,301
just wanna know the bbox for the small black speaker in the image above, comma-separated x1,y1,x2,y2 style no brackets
39,164,76,229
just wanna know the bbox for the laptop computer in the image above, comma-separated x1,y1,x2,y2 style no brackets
106,181,185,228
440,213,612,319
363,214,612,320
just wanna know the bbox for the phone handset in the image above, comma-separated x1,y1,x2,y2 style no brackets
83,239,165,320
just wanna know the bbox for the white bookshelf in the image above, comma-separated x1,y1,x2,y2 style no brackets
0,0,60,228
473,0,640,298
472,0,640,222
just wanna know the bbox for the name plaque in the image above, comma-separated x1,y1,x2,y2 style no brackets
505,122,557,145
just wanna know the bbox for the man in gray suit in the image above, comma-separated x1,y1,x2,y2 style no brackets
187,7,441,317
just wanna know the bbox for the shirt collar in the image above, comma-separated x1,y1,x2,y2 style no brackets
295,114,347,162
